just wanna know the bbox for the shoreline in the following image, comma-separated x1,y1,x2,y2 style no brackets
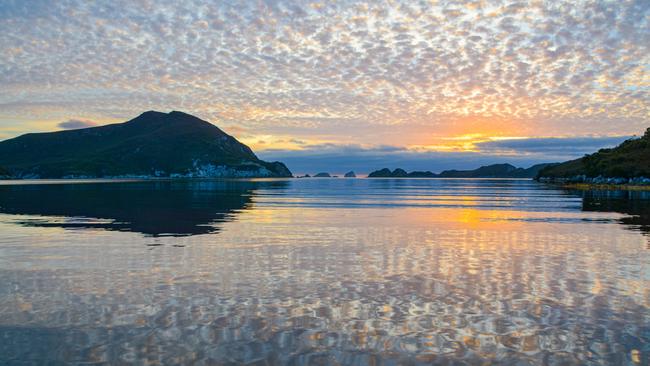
1,176,540,181
554,182,650,191
0,177,296,185
2,178,649,191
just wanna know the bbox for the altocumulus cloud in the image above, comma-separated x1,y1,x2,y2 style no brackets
57,119,98,130
0,0,648,141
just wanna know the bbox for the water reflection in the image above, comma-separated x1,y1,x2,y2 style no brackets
571,189,650,237
0,179,648,365
1,179,646,238
0,180,289,236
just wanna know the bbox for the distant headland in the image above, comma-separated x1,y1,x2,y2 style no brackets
0,111,292,179
537,128,650,188
368,163,554,178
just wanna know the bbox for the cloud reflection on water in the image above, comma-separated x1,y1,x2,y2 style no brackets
0,179,647,364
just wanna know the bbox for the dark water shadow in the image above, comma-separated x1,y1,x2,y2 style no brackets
567,189,650,237
0,180,289,237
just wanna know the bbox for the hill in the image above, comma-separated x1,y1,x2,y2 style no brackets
436,163,554,178
537,128,650,182
368,163,553,178
368,168,407,177
0,111,292,178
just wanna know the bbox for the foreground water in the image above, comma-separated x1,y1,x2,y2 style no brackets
0,178,648,365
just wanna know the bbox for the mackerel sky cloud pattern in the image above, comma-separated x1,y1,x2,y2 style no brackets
0,0,648,169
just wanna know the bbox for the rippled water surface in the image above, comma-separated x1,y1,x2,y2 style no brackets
0,179,648,365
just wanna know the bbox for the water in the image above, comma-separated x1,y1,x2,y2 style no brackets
0,178,648,365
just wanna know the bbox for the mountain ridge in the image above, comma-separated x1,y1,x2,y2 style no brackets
0,111,292,178
368,163,555,178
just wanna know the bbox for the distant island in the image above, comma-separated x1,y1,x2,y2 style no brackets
0,111,292,179
297,171,355,178
368,163,555,178
537,128,650,186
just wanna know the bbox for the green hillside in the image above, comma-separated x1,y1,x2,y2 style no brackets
0,111,292,178
537,128,650,180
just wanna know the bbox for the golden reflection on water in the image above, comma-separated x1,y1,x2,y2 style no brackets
0,179,648,365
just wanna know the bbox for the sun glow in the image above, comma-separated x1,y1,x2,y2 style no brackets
409,134,529,153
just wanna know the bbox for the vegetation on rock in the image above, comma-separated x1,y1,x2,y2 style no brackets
0,111,292,178
537,128,650,180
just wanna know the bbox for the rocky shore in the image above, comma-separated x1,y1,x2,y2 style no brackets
537,175,650,190
537,175,650,185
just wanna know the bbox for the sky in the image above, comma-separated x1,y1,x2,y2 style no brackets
0,0,648,174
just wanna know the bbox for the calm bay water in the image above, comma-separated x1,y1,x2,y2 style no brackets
0,178,648,365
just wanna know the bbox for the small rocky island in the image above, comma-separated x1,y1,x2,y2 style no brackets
344,171,356,178
0,111,292,179
313,172,332,177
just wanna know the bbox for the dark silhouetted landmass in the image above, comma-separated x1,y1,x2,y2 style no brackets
436,163,554,178
407,171,437,178
366,168,425,178
0,166,11,179
368,163,554,178
537,128,650,183
314,172,331,177
344,171,356,178
0,111,292,179
367,168,393,177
